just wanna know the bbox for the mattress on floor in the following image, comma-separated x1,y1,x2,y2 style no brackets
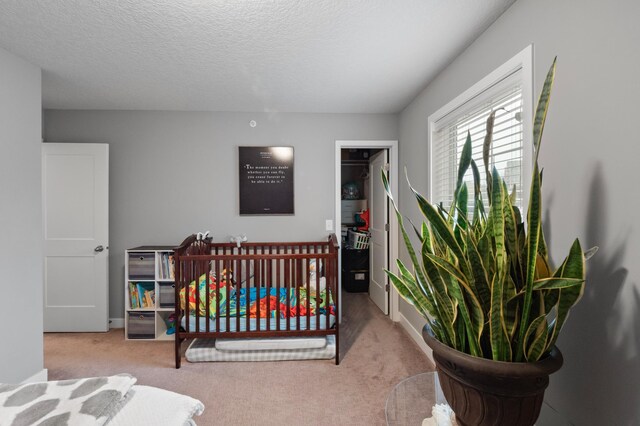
215,336,328,351
181,314,335,333
186,335,336,362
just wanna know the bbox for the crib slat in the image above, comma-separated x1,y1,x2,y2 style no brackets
197,257,203,334
296,257,301,332
256,247,261,329
284,259,292,331
205,258,210,333
276,253,281,331
236,249,241,332
316,255,320,331
226,255,231,334
215,258,220,334
325,244,330,333
186,259,191,333
267,246,272,332
306,257,311,332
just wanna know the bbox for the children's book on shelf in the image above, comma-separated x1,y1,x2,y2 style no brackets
158,252,175,280
143,289,155,308
129,282,155,308
169,255,175,280
129,282,140,309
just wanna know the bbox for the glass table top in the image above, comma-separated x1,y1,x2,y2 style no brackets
385,372,448,426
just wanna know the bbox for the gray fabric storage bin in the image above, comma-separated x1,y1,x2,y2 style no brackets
127,312,155,339
128,252,155,280
158,283,175,308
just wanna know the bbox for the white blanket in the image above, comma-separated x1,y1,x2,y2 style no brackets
0,376,204,426
108,386,204,426
0,374,136,426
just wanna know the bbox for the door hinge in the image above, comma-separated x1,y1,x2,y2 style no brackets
385,283,390,292
385,223,389,232
383,163,390,172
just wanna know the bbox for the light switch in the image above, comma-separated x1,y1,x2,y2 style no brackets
325,220,333,231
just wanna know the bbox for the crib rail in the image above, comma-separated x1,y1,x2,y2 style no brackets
173,234,340,368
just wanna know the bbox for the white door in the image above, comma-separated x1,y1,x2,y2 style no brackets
369,150,389,314
42,143,109,332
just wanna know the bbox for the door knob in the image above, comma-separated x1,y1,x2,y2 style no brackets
94,245,105,252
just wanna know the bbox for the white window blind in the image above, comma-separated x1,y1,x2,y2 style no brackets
431,72,526,213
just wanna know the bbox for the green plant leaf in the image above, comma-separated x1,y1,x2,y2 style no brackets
457,183,469,226
470,159,482,197
489,270,505,360
544,288,559,311
469,159,485,225
423,253,467,285
449,132,473,225
516,162,542,362
537,172,549,262
424,253,484,356
457,132,473,194
455,183,469,248
503,275,519,340
533,277,585,290
395,260,438,316
502,181,519,268
535,253,552,280
466,232,491,312
382,169,459,348
546,239,586,352
483,111,498,204
524,314,548,362
533,58,557,162
386,269,428,315
490,167,507,272
488,170,511,360
422,243,457,323
382,170,432,301
509,184,517,205
404,171,468,269
386,269,452,344
421,223,433,254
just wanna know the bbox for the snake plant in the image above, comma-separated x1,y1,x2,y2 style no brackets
383,59,597,362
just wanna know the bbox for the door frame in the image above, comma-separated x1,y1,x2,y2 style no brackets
335,140,399,322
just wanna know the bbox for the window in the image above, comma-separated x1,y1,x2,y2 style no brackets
429,46,533,213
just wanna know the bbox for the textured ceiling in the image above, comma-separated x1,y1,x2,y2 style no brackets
0,0,515,113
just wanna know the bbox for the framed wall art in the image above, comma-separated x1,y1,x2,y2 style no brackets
238,146,294,215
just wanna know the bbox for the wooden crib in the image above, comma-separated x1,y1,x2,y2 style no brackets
173,234,340,368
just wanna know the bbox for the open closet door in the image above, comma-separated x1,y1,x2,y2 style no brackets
42,143,109,332
368,150,389,314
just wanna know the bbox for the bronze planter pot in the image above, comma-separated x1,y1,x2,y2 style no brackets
423,325,563,426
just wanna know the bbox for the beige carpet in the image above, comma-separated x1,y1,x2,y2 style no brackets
44,292,433,425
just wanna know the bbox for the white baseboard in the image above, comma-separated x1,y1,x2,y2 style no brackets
398,313,434,364
109,318,124,329
22,368,48,383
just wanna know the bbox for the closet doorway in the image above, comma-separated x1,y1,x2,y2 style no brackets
334,140,399,321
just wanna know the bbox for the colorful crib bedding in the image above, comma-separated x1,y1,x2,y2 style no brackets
179,273,335,321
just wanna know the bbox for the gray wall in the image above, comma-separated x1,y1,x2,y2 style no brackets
44,110,397,319
398,0,640,424
0,47,43,382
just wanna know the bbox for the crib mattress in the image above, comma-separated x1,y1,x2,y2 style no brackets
186,336,336,362
216,336,327,351
181,314,335,333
